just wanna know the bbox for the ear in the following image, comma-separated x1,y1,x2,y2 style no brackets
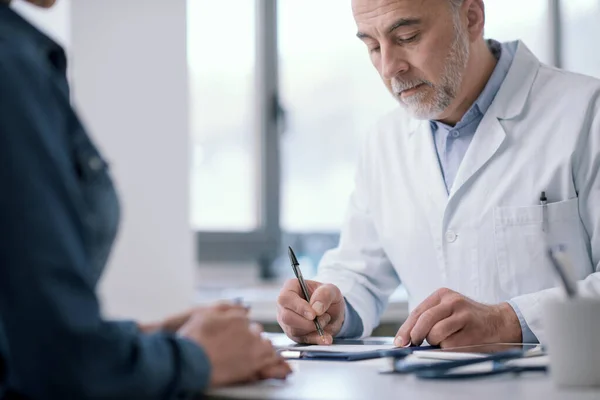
464,0,485,42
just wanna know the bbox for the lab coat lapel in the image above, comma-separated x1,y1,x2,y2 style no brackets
449,40,541,199
449,115,507,198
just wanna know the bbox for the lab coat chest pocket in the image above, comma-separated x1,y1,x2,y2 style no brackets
493,198,585,297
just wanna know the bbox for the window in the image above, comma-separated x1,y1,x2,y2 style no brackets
484,0,551,65
561,0,600,77
278,1,397,233
188,0,258,231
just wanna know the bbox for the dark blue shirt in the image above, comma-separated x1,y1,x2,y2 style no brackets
0,5,210,399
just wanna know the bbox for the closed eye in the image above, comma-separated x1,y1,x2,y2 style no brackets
397,33,420,44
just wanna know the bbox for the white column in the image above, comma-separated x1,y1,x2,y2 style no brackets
70,0,195,321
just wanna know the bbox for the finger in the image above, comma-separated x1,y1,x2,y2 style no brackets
299,330,333,345
408,303,453,346
277,289,316,321
278,310,331,336
250,322,264,335
258,359,293,380
221,307,251,319
317,313,332,328
426,314,465,346
254,338,281,368
439,329,471,349
286,314,332,338
159,306,208,332
395,289,447,347
309,284,342,316
217,300,251,314
220,309,251,328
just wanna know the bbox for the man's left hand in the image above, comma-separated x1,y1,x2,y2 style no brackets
395,288,522,348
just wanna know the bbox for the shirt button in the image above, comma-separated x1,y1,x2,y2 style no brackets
445,231,457,243
451,130,460,138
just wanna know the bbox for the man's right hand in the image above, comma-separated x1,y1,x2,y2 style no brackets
276,279,345,345
178,305,292,388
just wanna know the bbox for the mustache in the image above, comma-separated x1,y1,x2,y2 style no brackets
391,78,433,94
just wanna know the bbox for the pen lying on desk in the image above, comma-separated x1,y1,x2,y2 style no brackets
287,246,326,341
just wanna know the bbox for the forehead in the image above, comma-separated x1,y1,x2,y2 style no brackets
351,0,446,26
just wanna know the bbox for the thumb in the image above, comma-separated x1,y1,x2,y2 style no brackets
309,284,342,316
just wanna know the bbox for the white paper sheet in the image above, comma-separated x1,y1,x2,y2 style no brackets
280,344,397,353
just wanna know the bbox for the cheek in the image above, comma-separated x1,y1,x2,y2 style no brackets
410,40,449,84
370,54,382,75
413,54,441,83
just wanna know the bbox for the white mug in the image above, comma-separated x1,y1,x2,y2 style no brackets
542,297,600,387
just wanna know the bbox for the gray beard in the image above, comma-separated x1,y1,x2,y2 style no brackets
393,21,470,120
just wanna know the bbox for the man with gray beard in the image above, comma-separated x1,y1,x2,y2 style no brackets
277,0,600,348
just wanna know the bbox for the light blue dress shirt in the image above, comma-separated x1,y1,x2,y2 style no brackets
338,40,538,344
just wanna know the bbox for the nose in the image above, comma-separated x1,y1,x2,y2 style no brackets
380,44,409,80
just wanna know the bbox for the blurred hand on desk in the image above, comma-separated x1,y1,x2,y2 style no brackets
141,303,292,387
138,303,229,333
277,279,345,344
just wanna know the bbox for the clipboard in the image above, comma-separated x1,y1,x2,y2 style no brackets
279,345,439,361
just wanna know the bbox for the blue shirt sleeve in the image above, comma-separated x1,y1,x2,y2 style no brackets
336,298,364,338
508,300,539,344
0,44,211,398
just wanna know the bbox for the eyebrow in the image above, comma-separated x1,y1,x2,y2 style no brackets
356,18,422,40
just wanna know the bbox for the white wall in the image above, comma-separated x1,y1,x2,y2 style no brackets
70,0,195,322
14,0,196,322
11,0,71,50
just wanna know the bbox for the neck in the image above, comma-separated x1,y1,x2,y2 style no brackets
438,39,498,126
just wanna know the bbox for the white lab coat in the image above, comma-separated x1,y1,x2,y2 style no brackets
314,41,600,344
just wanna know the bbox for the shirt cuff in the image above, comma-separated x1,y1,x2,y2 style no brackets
336,298,364,338
171,336,212,396
508,300,539,344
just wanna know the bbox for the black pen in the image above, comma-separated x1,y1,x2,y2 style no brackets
540,191,548,233
287,246,325,340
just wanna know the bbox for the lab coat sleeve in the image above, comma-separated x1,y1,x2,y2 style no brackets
510,97,600,344
336,300,364,338
313,130,400,338
507,301,539,343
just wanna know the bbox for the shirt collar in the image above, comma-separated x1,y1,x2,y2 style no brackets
0,3,67,74
431,39,515,131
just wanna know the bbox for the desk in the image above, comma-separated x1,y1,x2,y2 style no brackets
206,335,600,400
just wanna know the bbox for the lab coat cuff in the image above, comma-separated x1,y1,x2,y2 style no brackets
336,298,364,338
173,336,212,394
510,290,556,345
507,300,539,343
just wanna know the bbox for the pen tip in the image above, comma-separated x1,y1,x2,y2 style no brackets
287,246,299,265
